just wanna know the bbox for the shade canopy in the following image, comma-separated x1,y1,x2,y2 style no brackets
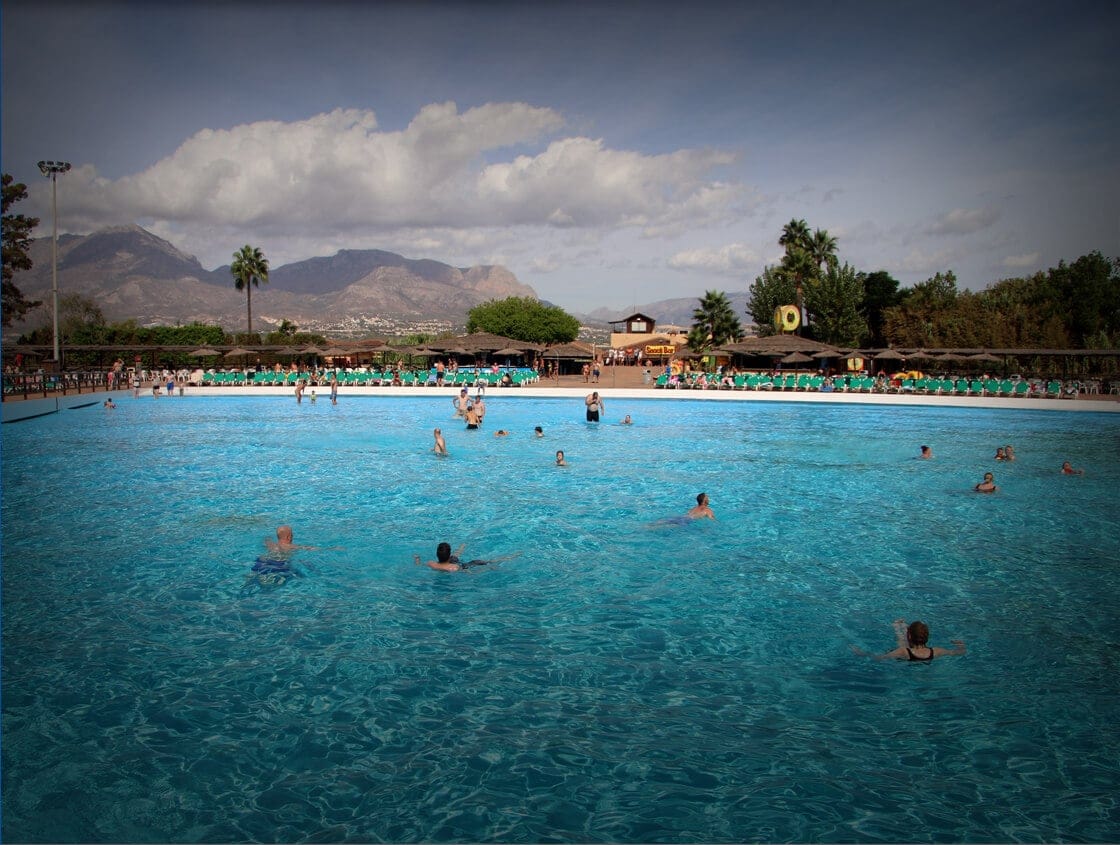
188,347,221,357
781,352,813,364
299,345,326,355
969,352,1002,363
223,347,255,358
319,347,350,356
873,349,906,361
492,346,526,356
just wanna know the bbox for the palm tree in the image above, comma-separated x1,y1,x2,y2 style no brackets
808,228,839,275
779,218,811,256
689,290,742,355
230,245,269,337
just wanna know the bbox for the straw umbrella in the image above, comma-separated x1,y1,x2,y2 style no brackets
188,347,221,357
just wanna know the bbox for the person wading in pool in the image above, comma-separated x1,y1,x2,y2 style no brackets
414,541,520,572
975,472,998,493
852,619,966,661
585,391,604,422
433,428,448,455
687,492,715,520
250,526,316,586
464,402,481,430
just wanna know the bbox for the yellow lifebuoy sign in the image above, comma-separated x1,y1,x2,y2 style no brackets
774,305,800,332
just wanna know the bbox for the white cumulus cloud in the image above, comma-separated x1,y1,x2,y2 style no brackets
926,207,999,236
667,243,760,276
33,102,743,269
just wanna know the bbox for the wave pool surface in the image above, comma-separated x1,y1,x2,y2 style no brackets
3,395,1119,842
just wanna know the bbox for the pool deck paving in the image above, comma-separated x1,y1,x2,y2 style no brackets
4,368,1118,423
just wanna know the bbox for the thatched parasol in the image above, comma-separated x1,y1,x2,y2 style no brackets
781,352,813,364
188,347,221,357
873,348,906,361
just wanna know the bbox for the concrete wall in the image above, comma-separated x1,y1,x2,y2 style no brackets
1,391,118,423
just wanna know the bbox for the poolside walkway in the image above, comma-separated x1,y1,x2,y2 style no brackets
188,368,1119,412
5,368,1118,423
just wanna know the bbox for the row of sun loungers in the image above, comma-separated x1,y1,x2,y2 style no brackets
201,369,542,387
655,373,1069,397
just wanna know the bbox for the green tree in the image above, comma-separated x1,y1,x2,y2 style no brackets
264,319,299,344
882,271,961,347
747,265,799,336
466,296,580,344
688,290,742,353
230,244,269,337
778,218,811,253
803,263,867,346
860,271,903,347
21,293,105,345
807,228,839,275
2,173,42,326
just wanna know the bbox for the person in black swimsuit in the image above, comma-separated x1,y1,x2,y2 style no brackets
414,541,520,572
852,619,966,660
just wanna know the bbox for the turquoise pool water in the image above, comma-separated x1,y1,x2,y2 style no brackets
2,395,1118,843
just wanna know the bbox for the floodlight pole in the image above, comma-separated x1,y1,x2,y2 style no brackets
37,160,71,367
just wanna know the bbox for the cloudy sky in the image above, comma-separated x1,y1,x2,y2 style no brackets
3,1,1117,314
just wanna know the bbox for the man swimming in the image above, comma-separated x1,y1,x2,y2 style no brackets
250,526,316,587
650,493,715,527
414,541,520,572
686,492,715,520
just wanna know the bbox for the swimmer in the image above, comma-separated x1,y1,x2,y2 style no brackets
433,428,448,455
464,403,481,430
309,389,317,404
1061,461,1084,476
1004,444,1016,461
919,445,932,459
975,472,998,493
414,541,520,572
329,373,339,405
994,447,1006,461
585,391,604,422
264,525,316,557
453,389,468,417
686,492,715,520
494,429,510,437
103,398,116,409
620,415,633,425
295,380,305,404
555,450,567,466
851,619,966,661
534,426,544,437
247,525,316,590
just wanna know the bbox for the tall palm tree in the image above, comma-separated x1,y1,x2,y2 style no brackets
230,245,269,337
808,228,839,275
689,290,742,355
778,218,811,256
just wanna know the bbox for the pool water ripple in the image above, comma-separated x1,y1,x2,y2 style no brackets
3,396,1119,842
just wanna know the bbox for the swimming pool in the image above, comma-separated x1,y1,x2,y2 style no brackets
3,395,1118,842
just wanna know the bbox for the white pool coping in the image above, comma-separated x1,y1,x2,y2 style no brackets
185,384,1120,412
5,384,1118,423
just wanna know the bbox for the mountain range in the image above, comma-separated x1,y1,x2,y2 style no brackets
9,225,747,336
